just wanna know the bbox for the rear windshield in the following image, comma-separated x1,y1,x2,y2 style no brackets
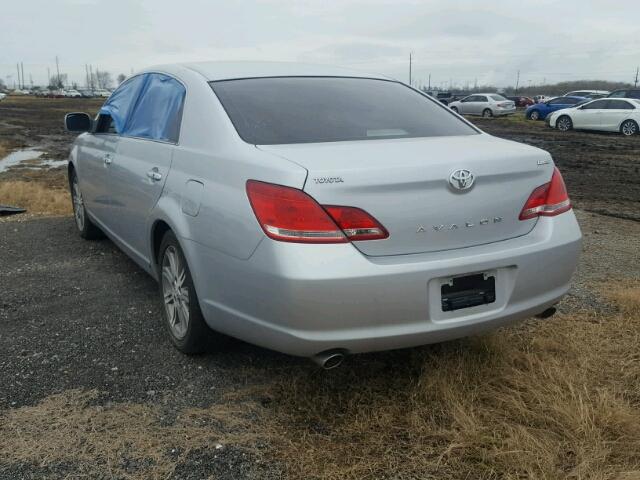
210,77,478,145
490,94,506,101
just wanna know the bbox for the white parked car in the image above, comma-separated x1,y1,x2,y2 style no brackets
448,93,516,117
548,98,640,136
64,89,82,98
0,93,6,101
563,90,609,98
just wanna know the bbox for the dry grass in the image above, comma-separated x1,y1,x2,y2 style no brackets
0,390,262,478
1,285,640,479
0,180,72,215
257,284,640,479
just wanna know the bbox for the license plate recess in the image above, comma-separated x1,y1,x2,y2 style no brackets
441,273,496,312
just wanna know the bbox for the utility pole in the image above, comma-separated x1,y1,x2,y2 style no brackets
428,73,431,90
21,63,25,90
16,63,21,89
55,55,60,87
409,53,412,86
635,67,639,87
515,70,520,94
47,67,50,87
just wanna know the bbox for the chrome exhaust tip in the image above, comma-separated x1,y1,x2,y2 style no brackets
312,350,346,370
535,307,557,319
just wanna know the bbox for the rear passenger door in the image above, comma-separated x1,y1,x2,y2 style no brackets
600,99,635,131
108,73,186,265
473,96,488,115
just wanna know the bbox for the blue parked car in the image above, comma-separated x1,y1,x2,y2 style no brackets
526,96,586,120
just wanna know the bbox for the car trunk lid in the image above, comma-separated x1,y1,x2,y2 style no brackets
258,134,553,256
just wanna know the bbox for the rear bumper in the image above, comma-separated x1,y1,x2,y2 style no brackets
185,212,582,357
494,107,516,116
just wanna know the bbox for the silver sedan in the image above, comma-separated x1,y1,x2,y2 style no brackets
65,62,581,367
449,93,516,117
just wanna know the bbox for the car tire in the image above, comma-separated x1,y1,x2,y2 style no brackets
556,115,573,132
158,230,212,354
620,119,638,136
69,169,103,240
482,108,493,118
450,106,458,113
528,110,540,121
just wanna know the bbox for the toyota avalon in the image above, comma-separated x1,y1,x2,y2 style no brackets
64,62,582,367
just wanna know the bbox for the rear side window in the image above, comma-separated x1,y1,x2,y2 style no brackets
211,77,477,145
125,74,186,143
607,100,634,110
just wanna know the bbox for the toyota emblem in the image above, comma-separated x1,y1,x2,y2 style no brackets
449,169,475,191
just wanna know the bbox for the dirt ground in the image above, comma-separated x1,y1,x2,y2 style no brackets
1,99,640,479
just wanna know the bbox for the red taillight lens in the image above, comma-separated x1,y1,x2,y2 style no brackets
246,180,388,243
519,167,571,220
324,206,388,241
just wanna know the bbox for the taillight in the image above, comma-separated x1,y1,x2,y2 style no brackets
519,167,571,220
246,180,388,243
324,206,388,241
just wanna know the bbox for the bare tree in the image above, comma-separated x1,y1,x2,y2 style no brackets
0,78,6,90
117,73,127,85
95,70,113,89
48,74,67,90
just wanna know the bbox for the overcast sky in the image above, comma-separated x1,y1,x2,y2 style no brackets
1,0,639,89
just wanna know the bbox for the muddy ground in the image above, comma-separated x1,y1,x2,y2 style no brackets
0,97,102,187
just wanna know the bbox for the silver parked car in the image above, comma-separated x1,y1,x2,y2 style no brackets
448,93,516,117
65,62,581,367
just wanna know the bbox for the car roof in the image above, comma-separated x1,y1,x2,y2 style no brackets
147,61,391,82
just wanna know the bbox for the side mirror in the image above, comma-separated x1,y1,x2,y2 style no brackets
65,112,92,132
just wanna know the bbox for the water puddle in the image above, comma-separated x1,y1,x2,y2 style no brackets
0,148,66,173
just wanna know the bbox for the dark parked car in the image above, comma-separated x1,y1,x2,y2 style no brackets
422,91,454,105
607,89,640,99
505,96,535,107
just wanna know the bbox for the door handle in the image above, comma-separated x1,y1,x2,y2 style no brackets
146,168,163,182
103,154,113,165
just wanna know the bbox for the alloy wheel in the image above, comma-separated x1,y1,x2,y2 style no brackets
530,111,539,120
557,117,572,132
621,120,637,136
72,177,85,231
482,109,493,118
161,246,190,339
